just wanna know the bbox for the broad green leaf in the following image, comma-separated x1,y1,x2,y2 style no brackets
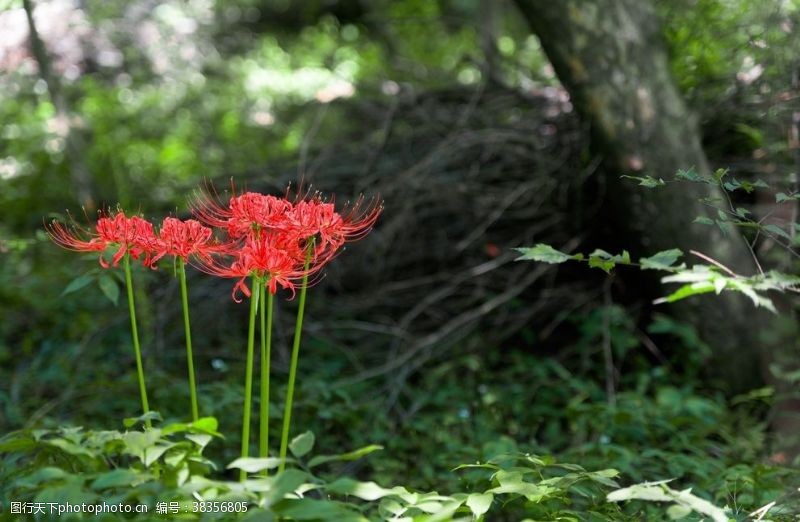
98,274,119,306
308,444,383,467
640,249,683,271
35,481,99,508
18,467,70,487
264,469,309,507
227,457,284,472
514,244,578,264
186,433,213,449
667,504,692,519
415,499,466,521
61,274,94,296
327,478,416,504
90,469,141,490
289,431,315,458
586,469,621,488
45,438,95,458
277,499,367,521
190,417,219,434
466,493,493,517
144,443,173,467
378,498,405,518
0,432,36,452
607,481,729,522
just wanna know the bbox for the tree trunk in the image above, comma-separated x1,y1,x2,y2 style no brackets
23,0,93,207
513,0,771,392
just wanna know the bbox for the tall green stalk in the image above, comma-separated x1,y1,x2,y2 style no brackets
239,276,260,482
123,252,151,429
178,258,199,421
259,281,274,467
278,243,313,473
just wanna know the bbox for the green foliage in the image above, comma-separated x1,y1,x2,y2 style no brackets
517,167,800,311
607,480,729,522
0,417,630,520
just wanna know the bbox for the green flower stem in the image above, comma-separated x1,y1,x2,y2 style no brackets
178,258,199,422
123,252,151,429
240,276,260,482
278,241,313,473
259,280,274,469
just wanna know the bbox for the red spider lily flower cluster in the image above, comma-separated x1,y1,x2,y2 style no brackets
151,217,218,265
48,212,218,269
191,188,382,301
47,186,382,300
49,211,156,268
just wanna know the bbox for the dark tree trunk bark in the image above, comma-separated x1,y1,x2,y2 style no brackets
513,0,772,392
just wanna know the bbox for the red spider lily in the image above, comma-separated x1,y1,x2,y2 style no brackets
283,195,383,266
48,211,156,268
195,232,310,301
150,217,218,265
192,188,293,239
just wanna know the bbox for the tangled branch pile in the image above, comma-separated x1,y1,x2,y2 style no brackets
153,86,599,417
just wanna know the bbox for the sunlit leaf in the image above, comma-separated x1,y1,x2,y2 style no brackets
514,244,578,264
640,249,683,271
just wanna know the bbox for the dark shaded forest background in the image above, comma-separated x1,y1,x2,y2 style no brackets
1,0,800,515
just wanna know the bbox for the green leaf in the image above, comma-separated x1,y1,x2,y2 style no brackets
264,470,309,508
621,175,665,188
277,498,367,521
326,479,401,501
607,481,729,522
98,274,120,306
61,274,94,297
289,431,315,458
640,249,683,271
143,444,173,467
675,168,708,183
186,434,213,449
90,469,141,490
775,192,800,203
123,411,162,428
227,457,284,473
667,504,692,519
308,444,383,468
466,493,493,517
654,282,716,304
693,216,714,226
711,167,729,182
190,416,219,433
514,244,578,264
762,224,791,241
18,467,70,487
587,249,629,274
